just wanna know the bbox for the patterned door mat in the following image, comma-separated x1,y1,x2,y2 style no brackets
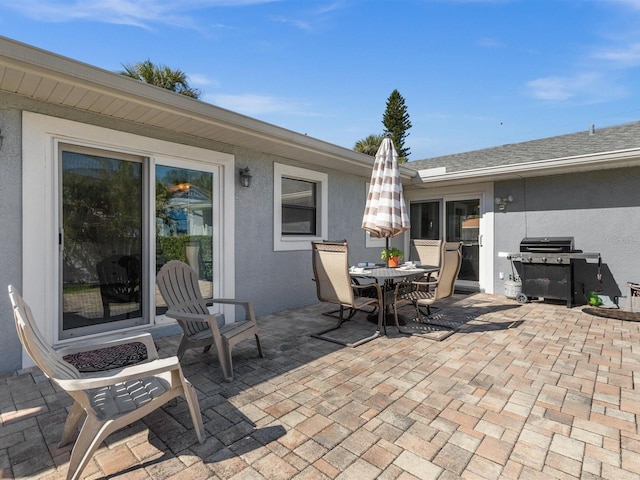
397,320,457,341
398,310,524,341
582,307,640,322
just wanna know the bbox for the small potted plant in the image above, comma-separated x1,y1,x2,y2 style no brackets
381,247,404,267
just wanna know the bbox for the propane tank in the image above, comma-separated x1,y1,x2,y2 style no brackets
504,276,522,299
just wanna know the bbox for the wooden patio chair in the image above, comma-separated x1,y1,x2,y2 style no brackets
156,260,263,381
7,285,205,480
311,241,383,347
393,242,463,332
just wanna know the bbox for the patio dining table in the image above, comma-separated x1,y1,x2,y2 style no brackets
350,265,439,334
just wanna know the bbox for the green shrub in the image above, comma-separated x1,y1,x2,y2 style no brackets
156,236,213,280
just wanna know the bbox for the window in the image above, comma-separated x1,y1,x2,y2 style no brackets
282,178,316,235
274,163,327,251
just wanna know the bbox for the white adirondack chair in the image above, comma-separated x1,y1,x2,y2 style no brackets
156,260,264,381
7,285,205,480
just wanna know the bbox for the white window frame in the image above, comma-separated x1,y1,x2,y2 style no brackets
274,163,328,251
22,112,235,364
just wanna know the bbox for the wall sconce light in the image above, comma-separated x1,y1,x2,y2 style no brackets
239,167,252,188
495,195,514,211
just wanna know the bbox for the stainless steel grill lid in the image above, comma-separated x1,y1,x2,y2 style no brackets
520,237,574,253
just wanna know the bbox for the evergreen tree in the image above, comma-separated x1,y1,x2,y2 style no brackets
354,134,384,156
119,60,202,99
382,89,412,162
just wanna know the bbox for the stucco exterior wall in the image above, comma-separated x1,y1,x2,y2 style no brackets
234,153,375,315
494,167,640,306
0,93,376,373
0,108,22,372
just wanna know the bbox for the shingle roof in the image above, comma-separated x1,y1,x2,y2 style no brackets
406,121,640,173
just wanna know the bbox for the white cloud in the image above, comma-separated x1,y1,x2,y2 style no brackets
269,15,313,31
0,0,182,29
526,76,576,101
606,0,640,9
525,72,625,103
592,42,640,67
267,1,346,32
205,93,309,116
477,37,504,48
0,0,279,29
524,2,640,104
188,73,219,88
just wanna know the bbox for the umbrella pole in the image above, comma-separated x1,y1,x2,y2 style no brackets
385,237,389,268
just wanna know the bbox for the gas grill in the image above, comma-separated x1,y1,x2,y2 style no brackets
507,237,600,307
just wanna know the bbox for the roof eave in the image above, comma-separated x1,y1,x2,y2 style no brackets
411,148,640,187
0,35,401,179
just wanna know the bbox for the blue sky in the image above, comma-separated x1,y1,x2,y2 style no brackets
2,0,640,161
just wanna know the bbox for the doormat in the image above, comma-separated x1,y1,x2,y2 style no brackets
397,314,461,341
63,341,149,372
582,307,640,323
398,320,456,341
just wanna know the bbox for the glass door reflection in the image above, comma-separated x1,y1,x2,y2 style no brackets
155,165,214,311
60,149,144,338
446,199,480,283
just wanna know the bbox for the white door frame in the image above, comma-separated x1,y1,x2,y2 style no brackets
22,112,235,367
404,182,495,294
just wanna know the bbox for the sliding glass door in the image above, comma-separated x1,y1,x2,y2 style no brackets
60,147,146,338
410,197,481,289
60,145,217,338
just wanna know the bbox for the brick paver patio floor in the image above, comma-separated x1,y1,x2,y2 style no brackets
2,293,640,479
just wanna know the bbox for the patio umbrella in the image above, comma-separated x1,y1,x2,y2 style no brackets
362,137,410,266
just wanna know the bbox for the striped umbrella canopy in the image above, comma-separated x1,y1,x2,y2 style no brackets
362,137,410,244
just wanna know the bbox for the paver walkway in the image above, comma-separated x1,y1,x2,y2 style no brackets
2,293,640,479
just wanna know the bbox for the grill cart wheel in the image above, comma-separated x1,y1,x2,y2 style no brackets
516,293,528,304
